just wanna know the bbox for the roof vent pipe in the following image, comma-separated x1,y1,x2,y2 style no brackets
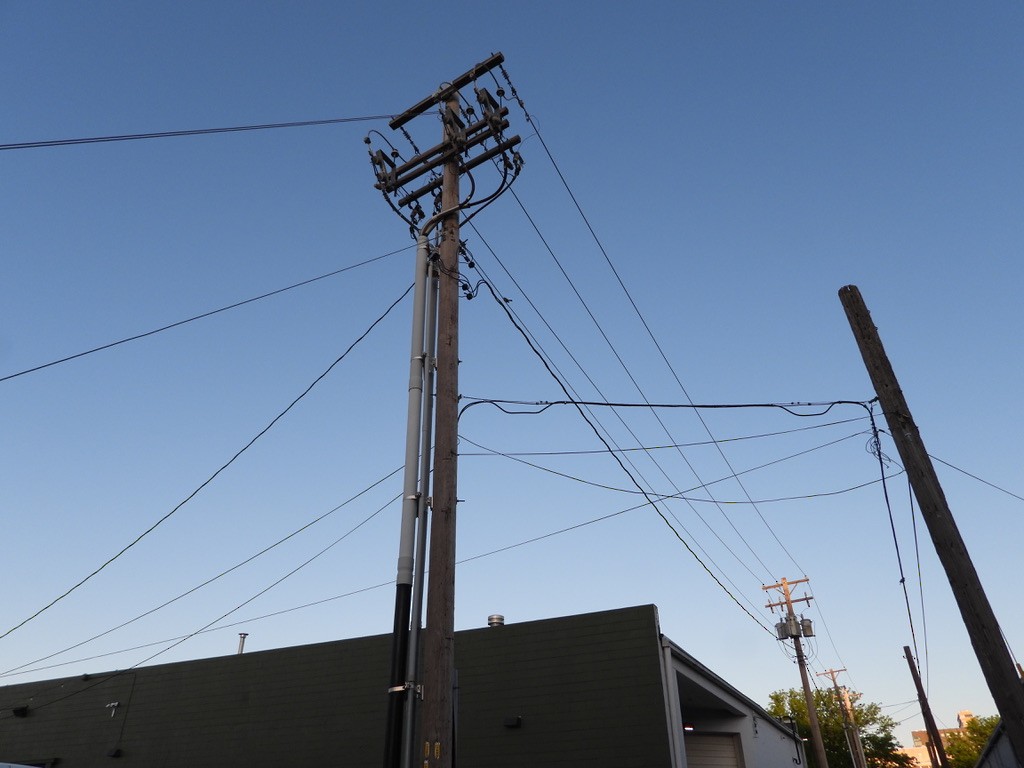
487,614,505,627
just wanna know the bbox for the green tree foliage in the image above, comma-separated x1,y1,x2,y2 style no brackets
943,715,1000,768
768,688,915,768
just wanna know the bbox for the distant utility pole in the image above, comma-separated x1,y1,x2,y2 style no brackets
903,646,949,768
818,668,867,768
368,53,522,768
765,577,830,768
839,285,1024,766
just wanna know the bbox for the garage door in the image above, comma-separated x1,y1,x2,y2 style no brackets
684,733,743,768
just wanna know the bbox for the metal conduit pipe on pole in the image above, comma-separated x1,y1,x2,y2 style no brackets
402,261,438,768
383,235,431,768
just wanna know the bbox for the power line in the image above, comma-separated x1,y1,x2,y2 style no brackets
0,246,412,384
460,396,872,419
928,453,1024,503
1,578,395,680
867,408,922,664
0,114,394,152
0,483,402,709
475,278,774,634
458,415,868,457
0,465,404,678
497,65,807,581
462,234,707,571
460,431,889,505
8,489,766,681
463,245,775,612
0,283,413,642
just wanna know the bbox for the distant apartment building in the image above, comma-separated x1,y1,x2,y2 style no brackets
898,711,975,767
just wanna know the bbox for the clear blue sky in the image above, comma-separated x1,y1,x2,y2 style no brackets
3,1,1022,746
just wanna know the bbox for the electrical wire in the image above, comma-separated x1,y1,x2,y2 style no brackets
496,64,804,581
458,415,868,457
7,480,799,682
1,578,395,680
0,246,413,384
1,114,394,151
462,237,781,619
461,397,870,419
502,185,782,582
908,476,930,695
125,483,398,671
0,283,414,642
461,431,893,505
460,235,670,499
473,277,774,634
0,486,400,710
462,243,775,612
463,230,801,614
461,236,705,572
928,454,1024,503
868,407,922,665
0,487,395,716
0,465,404,677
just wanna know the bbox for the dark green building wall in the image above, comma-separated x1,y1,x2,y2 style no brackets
456,606,671,767
0,605,672,768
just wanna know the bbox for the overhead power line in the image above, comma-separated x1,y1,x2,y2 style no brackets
0,114,394,152
0,246,412,384
0,283,413,642
458,415,868,457
0,464,404,678
475,278,774,634
460,396,873,419
928,453,1024,503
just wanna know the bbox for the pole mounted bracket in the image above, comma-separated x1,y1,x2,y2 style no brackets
442,105,467,149
386,682,423,699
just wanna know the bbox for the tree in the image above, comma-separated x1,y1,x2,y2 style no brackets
768,688,915,768
943,715,1000,768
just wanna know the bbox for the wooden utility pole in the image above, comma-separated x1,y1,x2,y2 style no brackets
904,646,949,768
839,285,1024,765
765,578,830,768
369,53,521,768
818,668,867,768
419,92,461,768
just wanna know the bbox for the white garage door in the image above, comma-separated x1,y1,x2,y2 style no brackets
684,733,743,768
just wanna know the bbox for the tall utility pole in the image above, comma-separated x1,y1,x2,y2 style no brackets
765,578,830,768
839,285,1024,766
369,53,522,768
818,668,867,768
904,646,950,768
418,90,461,768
